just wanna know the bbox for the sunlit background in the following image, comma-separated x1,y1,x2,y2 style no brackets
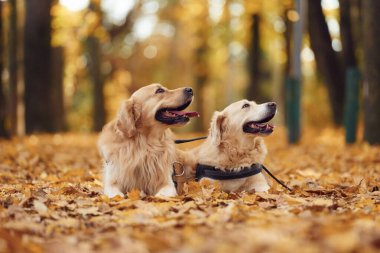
1,0,359,133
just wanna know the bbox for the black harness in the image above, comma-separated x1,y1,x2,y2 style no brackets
174,137,292,192
195,163,262,181
195,163,292,191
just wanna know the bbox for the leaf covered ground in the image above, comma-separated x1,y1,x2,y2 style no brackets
0,128,379,253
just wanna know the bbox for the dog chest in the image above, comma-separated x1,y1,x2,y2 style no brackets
116,144,176,194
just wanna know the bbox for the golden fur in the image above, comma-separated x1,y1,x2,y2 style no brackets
98,84,194,197
191,100,275,192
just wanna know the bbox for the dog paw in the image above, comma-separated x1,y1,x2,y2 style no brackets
253,183,270,192
104,186,124,198
155,185,177,197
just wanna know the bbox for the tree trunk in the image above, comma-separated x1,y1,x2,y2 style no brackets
24,0,54,133
340,0,360,143
247,14,262,102
8,0,18,135
339,0,356,68
308,0,345,125
51,46,65,131
9,0,18,136
285,0,304,144
88,37,105,131
284,9,293,76
88,1,105,132
350,0,362,56
193,3,209,132
282,8,293,124
194,39,207,132
0,1,9,138
363,0,380,144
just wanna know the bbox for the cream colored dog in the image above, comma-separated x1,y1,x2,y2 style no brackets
98,84,198,198
191,99,277,193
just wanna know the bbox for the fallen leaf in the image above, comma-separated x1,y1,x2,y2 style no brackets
33,200,48,215
127,189,141,201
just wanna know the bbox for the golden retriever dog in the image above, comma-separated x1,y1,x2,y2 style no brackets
98,84,198,198
191,99,277,193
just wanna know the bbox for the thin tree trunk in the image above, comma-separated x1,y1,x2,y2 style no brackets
88,1,105,132
282,8,292,123
339,0,357,68
0,1,9,138
194,40,207,132
193,3,209,132
308,0,345,125
24,0,54,133
51,46,65,131
285,0,304,144
9,0,18,136
88,36,105,131
340,0,360,143
247,14,261,102
350,0,362,54
363,0,380,144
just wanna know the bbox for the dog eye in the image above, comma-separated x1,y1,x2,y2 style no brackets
242,103,250,109
155,88,165,94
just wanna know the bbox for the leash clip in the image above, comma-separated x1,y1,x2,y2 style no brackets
172,161,186,194
173,161,185,177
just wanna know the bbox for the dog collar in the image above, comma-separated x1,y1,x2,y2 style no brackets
195,163,263,181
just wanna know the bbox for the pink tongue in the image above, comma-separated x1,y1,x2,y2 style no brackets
171,111,199,117
251,123,275,130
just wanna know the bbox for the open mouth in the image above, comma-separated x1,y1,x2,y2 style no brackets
243,113,275,136
155,100,199,125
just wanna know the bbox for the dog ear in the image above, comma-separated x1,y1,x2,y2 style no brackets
209,111,225,146
116,99,141,138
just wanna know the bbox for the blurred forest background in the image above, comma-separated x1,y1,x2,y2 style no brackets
0,0,380,144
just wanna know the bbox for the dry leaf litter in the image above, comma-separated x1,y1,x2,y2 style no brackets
0,128,379,253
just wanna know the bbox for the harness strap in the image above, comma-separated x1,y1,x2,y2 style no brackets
195,163,262,181
172,162,292,193
173,137,292,191
195,163,292,192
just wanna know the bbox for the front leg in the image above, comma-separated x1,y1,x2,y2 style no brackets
248,173,270,192
155,173,177,197
104,183,124,198
103,161,124,198
176,149,197,179
155,184,177,197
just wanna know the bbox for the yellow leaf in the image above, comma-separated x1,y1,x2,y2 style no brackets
127,189,141,201
309,198,333,206
282,194,307,205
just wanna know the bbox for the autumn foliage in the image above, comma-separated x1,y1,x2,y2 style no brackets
0,128,379,252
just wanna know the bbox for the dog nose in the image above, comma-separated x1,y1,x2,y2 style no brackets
267,102,277,109
184,87,193,96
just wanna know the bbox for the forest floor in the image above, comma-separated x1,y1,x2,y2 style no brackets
0,128,379,253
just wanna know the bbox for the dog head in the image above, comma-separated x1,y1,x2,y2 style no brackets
116,83,198,137
209,100,276,146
